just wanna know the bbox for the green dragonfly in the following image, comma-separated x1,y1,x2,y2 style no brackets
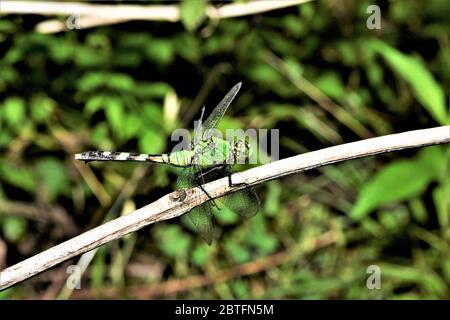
75,82,259,244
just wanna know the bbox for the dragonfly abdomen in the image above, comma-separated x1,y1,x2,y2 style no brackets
75,151,163,162
74,150,196,167
162,150,194,167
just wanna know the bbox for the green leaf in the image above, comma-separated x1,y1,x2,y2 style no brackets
123,114,142,140
3,48,23,65
381,263,447,297
0,160,36,192
105,98,124,136
192,243,209,267
0,288,11,299
77,72,105,93
3,96,25,128
180,0,206,31
107,73,135,92
337,41,357,66
0,130,12,147
175,34,200,62
74,46,107,67
264,181,281,217
0,65,19,87
351,160,435,220
433,184,449,230
91,123,112,149
135,82,171,99
139,129,165,154
35,158,70,201
378,207,409,232
30,94,56,122
49,38,74,64
371,40,448,125
408,198,428,224
248,63,282,85
417,145,447,181
244,215,278,255
156,225,191,258
112,51,142,68
0,20,17,33
282,15,306,37
366,62,383,86
231,281,249,299
224,239,251,263
314,72,345,101
85,94,107,116
142,102,164,128
2,216,27,243
145,39,174,65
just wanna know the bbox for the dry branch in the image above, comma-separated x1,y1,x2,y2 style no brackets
0,126,449,290
0,0,314,33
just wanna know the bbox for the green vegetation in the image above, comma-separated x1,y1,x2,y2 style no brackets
0,0,449,299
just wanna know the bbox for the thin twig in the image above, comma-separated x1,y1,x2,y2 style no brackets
0,126,449,290
0,0,314,33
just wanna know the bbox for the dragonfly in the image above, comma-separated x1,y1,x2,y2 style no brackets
75,82,259,244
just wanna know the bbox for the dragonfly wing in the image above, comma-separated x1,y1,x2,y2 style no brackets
201,82,242,139
176,167,215,244
195,164,260,219
175,167,194,189
220,186,260,218
187,203,214,245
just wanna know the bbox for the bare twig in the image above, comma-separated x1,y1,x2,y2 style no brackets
1,1,180,20
0,126,449,290
0,0,314,33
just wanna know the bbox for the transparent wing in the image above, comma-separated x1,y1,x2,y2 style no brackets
202,82,242,139
176,167,215,244
220,186,260,218
186,203,214,245
195,164,260,219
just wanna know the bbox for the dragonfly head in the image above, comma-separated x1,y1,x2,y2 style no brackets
233,139,252,164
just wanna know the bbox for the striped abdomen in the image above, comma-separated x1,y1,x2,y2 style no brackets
74,150,193,167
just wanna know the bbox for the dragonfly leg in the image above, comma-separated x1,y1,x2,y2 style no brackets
197,164,246,188
194,170,221,210
223,165,247,188
195,165,238,188
196,165,222,177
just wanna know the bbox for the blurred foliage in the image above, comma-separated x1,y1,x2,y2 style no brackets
0,0,449,299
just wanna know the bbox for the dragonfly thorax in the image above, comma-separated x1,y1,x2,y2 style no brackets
177,136,251,167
